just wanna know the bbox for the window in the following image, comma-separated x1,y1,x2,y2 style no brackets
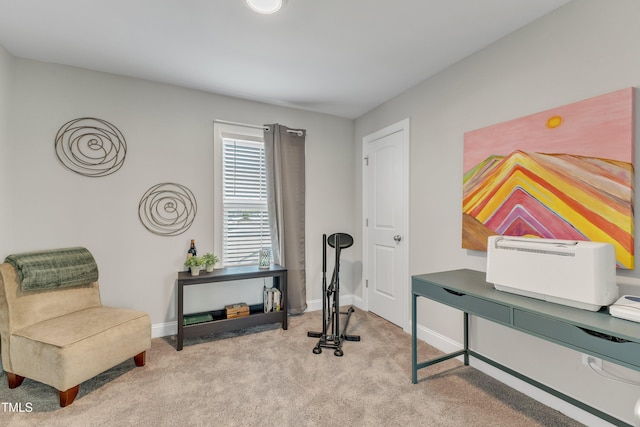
217,130,271,267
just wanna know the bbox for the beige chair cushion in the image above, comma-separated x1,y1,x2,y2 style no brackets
0,263,104,372
11,306,151,391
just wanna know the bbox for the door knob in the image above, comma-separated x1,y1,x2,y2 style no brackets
393,234,402,242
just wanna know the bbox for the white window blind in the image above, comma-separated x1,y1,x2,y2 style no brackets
222,137,271,266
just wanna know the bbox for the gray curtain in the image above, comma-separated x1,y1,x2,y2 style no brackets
264,124,306,314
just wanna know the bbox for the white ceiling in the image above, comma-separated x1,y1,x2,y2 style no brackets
0,0,570,119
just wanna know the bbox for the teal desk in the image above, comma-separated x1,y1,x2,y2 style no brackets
412,269,640,427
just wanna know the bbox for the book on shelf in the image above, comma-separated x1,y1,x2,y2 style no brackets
183,312,213,326
263,286,281,313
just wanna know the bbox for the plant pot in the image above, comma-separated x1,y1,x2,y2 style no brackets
205,264,214,272
189,266,200,276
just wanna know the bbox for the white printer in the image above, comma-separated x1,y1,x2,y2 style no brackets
486,236,618,311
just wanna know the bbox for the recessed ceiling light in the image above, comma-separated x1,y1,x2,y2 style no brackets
245,0,286,14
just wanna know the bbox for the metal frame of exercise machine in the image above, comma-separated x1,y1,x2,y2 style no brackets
308,233,360,356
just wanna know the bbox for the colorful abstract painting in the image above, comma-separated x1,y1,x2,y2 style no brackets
462,88,635,269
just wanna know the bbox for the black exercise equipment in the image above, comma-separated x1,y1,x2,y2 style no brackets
308,233,360,356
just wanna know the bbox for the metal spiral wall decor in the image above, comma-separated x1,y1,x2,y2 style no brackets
55,117,127,177
138,183,197,236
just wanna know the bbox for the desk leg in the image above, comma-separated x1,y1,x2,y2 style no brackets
412,291,467,383
463,312,469,366
412,292,418,384
177,283,184,351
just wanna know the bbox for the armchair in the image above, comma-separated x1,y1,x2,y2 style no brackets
0,247,151,406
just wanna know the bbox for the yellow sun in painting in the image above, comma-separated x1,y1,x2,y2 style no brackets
546,115,563,129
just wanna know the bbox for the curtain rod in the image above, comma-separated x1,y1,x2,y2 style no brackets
214,119,305,136
214,119,267,131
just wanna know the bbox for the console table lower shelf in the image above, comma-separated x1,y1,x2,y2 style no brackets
177,265,288,351
412,269,640,427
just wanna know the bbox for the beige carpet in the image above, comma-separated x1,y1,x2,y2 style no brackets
1,309,584,426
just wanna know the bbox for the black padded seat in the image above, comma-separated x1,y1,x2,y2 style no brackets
327,233,353,249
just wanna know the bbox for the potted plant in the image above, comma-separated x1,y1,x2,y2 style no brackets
184,255,203,276
202,252,218,272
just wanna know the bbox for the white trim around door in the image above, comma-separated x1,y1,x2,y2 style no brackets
362,118,410,332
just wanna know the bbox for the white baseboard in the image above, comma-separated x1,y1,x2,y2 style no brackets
469,358,613,427
415,324,614,427
152,321,176,338
305,298,323,312
152,293,364,339
415,323,464,357
304,293,364,312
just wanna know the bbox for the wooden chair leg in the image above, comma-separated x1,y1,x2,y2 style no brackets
59,385,79,407
7,372,25,389
134,351,146,367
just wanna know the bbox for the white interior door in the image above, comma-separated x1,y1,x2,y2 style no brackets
363,119,409,330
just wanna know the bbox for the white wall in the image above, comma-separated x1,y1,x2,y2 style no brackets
355,0,640,425
0,44,12,250
4,0,638,422
2,56,356,335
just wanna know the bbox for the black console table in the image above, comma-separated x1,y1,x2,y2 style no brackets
412,269,640,427
177,264,287,351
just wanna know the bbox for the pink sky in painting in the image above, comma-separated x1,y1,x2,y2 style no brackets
463,88,634,173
